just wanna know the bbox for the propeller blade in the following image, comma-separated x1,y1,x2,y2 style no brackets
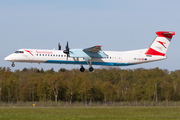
66,42,69,61
63,41,69,54
58,43,61,50
66,41,69,51
63,41,70,61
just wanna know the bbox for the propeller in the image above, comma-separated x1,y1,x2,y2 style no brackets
63,41,69,60
58,43,61,50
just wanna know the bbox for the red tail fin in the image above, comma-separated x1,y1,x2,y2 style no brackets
145,31,175,56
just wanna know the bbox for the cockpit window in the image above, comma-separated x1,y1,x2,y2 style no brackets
14,51,24,53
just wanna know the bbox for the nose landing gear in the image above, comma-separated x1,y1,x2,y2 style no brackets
11,62,15,67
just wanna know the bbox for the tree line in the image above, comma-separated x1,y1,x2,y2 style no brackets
0,67,180,103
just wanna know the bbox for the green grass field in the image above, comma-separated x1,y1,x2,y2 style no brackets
0,107,180,120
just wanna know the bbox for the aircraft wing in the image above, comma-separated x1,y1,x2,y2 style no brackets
69,45,107,60
83,45,102,52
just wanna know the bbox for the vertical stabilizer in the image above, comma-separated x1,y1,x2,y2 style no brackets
145,31,175,56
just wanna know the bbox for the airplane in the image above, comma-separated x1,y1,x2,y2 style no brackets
4,31,175,72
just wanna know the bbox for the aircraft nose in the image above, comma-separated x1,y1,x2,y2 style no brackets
4,55,13,61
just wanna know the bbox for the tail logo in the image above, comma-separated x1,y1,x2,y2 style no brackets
157,41,166,48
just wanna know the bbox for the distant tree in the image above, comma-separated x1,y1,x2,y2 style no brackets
2,67,180,102
117,80,130,101
59,68,66,72
22,68,27,72
101,81,116,102
40,68,44,73
36,69,40,73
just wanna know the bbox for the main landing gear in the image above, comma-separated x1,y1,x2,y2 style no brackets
80,65,94,72
89,66,94,72
11,62,15,67
80,60,94,72
80,65,85,72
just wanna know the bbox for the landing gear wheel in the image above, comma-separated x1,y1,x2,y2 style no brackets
80,66,85,72
89,66,94,72
11,62,15,67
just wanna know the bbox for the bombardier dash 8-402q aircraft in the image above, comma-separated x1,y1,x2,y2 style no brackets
4,31,175,72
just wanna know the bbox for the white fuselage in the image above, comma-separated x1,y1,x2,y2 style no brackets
4,31,175,72
4,48,166,66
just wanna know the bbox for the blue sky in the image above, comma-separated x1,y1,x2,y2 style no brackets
1,0,180,71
